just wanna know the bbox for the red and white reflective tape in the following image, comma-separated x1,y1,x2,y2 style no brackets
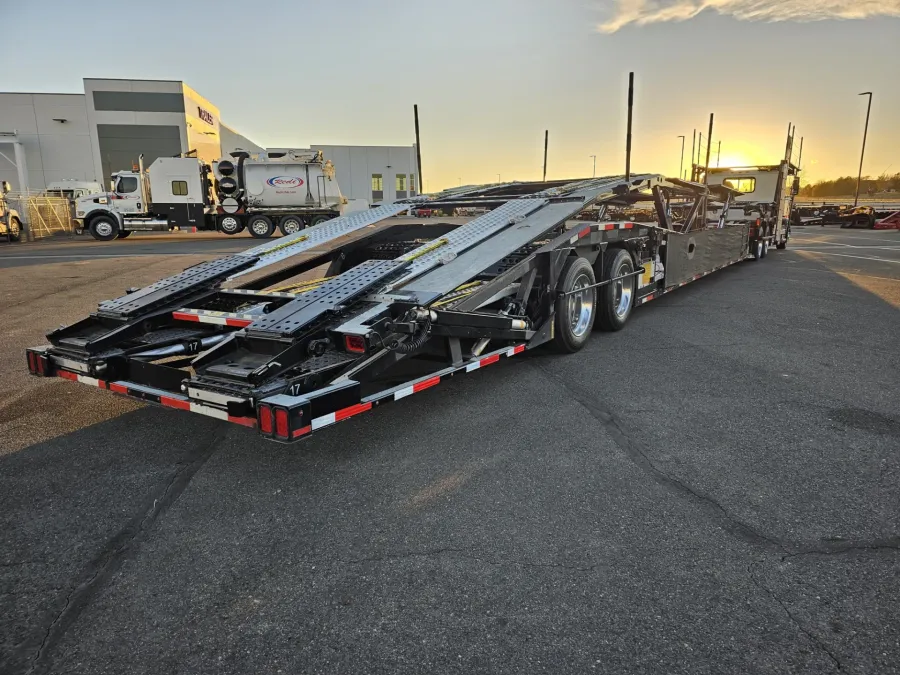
57,370,256,428
58,370,106,388
172,310,255,328
569,222,638,243
311,402,372,431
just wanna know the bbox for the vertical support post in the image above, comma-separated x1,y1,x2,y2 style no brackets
716,141,721,168
625,72,634,183
414,104,424,195
543,130,548,182
783,122,793,163
796,137,804,170
855,92,873,207
703,114,714,185
690,130,696,181
677,135,685,181
13,140,29,194
697,133,703,181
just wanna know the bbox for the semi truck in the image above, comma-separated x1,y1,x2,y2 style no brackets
74,150,356,241
704,160,799,255
27,171,786,444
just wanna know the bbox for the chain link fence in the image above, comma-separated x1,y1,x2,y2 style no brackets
4,192,76,242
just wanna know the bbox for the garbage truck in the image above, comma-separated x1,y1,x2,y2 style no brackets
75,149,359,241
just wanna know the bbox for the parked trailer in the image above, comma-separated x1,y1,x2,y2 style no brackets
29,174,772,442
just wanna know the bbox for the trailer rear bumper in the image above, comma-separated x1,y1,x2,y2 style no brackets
26,342,528,442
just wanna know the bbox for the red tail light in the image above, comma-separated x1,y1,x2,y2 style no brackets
345,335,366,354
27,352,36,373
259,404,273,435
36,355,45,375
274,408,289,438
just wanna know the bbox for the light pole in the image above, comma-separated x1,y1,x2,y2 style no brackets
677,136,685,180
855,91,873,207
497,173,501,183
589,155,596,178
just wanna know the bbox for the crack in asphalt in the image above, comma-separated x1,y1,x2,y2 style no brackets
531,361,790,553
531,361,900,558
784,540,900,559
748,562,842,671
342,547,597,572
9,432,224,675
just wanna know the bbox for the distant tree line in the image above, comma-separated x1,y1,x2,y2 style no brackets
799,173,900,198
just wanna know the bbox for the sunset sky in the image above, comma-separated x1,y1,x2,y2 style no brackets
6,0,899,191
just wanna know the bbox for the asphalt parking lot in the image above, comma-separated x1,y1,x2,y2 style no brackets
1,226,899,674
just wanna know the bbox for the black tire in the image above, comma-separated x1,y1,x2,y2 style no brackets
278,215,305,236
776,239,787,250
308,214,333,227
750,239,764,260
116,230,132,239
596,248,635,332
217,214,244,235
247,215,275,239
7,217,21,242
88,214,118,241
552,256,597,353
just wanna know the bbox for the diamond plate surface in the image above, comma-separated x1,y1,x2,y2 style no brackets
247,259,407,336
98,256,254,319
385,198,546,290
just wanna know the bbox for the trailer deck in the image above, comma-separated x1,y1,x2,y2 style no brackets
27,174,770,442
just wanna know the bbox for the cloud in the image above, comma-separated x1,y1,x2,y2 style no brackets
598,0,900,32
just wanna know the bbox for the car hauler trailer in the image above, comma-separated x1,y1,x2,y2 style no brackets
27,173,769,441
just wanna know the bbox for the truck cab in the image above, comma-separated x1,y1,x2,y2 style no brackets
706,162,799,250
44,180,104,201
75,157,213,240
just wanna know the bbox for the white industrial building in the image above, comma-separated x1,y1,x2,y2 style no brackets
312,145,419,204
0,78,418,205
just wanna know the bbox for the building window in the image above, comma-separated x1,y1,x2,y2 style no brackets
371,174,384,202
723,177,756,194
171,180,188,196
116,176,138,194
396,174,407,199
409,174,417,196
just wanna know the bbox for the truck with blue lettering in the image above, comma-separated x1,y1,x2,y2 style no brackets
75,150,358,241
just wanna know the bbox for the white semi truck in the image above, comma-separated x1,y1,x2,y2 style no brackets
74,150,357,241
705,161,800,254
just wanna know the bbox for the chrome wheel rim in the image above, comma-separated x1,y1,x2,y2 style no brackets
567,272,594,338
96,221,113,237
282,219,301,234
614,262,634,319
221,216,239,232
251,220,269,235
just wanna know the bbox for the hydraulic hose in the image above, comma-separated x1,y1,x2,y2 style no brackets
392,316,431,354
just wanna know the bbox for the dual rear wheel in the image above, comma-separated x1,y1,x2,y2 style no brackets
552,249,635,353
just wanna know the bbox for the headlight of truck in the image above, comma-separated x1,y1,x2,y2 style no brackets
76,211,85,217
